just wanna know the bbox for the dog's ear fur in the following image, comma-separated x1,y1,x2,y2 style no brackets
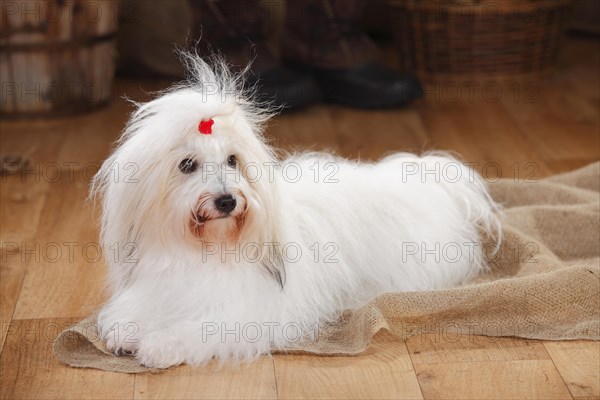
89,117,177,292
264,242,286,289
89,147,141,291
237,133,287,290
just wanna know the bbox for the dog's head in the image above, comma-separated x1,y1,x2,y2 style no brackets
92,55,284,287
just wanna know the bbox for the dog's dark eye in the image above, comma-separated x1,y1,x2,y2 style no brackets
179,158,197,174
227,155,237,168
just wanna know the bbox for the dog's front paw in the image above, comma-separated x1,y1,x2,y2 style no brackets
99,319,141,356
136,332,185,369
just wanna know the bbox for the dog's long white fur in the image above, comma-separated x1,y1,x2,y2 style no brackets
91,55,501,368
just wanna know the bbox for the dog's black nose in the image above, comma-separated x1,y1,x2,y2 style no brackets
214,194,236,214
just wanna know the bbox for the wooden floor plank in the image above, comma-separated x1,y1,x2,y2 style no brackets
416,101,553,179
326,106,430,159
133,358,278,400
54,103,130,167
273,332,423,400
500,66,600,171
268,106,429,161
12,174,106,319
0,131,64,354
0,318,134,400
544,341,600,399
414,359,573,400
406,334,551,365
501,97,599,167
268,106,340,153
0,117,67,166
0,176,52,351
407,334,575,399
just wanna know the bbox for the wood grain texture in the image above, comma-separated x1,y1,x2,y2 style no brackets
406,334,551,365
134,358,277,400
12,174,107,319
0,318,134,400
500,79,600,167
0,122,67,352
417,100,553,179
544,341,600,399
273,332,424,399
407,334,574,399
0,0,118,116
414,360,573,400
0,177,48,353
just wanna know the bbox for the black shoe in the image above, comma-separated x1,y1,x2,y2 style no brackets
310,62,423,109
249,67,321,110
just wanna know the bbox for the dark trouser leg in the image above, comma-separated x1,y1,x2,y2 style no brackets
283,0,422,108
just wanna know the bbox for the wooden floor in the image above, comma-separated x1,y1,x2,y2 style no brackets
1,35,599,399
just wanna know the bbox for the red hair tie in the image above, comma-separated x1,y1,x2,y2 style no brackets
198,119,214,135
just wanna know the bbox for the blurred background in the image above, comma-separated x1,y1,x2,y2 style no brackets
1,0,598,170
0,1,599,398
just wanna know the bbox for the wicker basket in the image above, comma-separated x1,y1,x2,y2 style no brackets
0,0,118,117
393,0,574,80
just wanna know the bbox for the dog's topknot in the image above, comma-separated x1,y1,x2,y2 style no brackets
178,51,275,132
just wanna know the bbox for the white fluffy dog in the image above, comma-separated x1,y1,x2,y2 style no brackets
92,55,501,368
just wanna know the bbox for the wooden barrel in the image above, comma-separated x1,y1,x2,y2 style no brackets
0,0,118,117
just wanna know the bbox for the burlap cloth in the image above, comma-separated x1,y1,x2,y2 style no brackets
53,162,600,373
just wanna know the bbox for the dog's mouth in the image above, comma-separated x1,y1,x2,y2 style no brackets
194,213,229,224
189,191,248,239
189,210,247,240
